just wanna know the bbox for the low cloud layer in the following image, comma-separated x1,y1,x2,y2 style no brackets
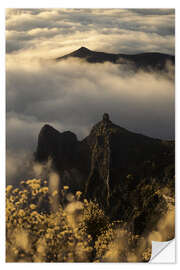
7,58,175,141
6,8,175,57
6,57,175,184
6,9,175,185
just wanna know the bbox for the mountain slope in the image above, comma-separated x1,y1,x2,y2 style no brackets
56,47,175,71
34,114,174,233
35,114,174,194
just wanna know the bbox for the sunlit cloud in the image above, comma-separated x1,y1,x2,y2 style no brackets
6,9,175,184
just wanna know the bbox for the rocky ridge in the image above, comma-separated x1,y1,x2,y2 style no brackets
35,114,174,223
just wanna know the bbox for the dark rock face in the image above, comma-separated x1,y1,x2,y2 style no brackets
34,115,174,227
85,115,112,208
35,124,91,190
35,124,78,171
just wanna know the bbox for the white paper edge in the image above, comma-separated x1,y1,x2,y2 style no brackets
149,239,175,263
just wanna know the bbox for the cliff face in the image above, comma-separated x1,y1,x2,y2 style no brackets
34,114,174,211
85,114,112,208
35,124,91,191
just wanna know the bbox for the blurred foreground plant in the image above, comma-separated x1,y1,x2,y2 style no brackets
6,177,174,262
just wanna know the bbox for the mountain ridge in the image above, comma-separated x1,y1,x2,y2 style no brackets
35,113,174,196
55,47,175,72
34,114,174,231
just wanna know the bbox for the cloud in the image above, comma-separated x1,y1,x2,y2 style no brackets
132,9,175,16
6,150,33,185
6,9,175,56
7,57,174,141
6,9,175,185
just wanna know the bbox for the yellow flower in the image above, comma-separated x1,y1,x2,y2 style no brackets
26,180,33,185
31,183,40,190
76,191,82,199
30,204,37,210
32,190,38,196
20,180,25,185
52,190,58,197
54,226,60,231
45,233,53,239
12,188,19,194
31,211,38,216
40,187,48,194
18,209,25,216
20,193,27,200
26,179,41,190
6,185,13,193
9,195,14,202
63,186,69,190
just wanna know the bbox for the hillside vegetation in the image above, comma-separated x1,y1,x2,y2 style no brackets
6,176,174,262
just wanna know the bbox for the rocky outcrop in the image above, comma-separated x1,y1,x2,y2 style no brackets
35,124,78,171
35,114,174,213
85,114,112,208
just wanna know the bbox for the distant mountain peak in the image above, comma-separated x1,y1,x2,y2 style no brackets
68,46,93,57
77,46,91,52
55,47,175,73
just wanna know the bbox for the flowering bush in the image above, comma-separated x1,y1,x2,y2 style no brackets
6,178,174,262
6,179,92,262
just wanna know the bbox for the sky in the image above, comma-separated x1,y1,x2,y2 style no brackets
6,8,175,184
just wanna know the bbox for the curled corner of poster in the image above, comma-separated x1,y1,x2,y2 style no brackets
149,239,175,263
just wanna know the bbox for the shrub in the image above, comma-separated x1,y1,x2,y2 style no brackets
79,200,109,242
6,179,92,262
